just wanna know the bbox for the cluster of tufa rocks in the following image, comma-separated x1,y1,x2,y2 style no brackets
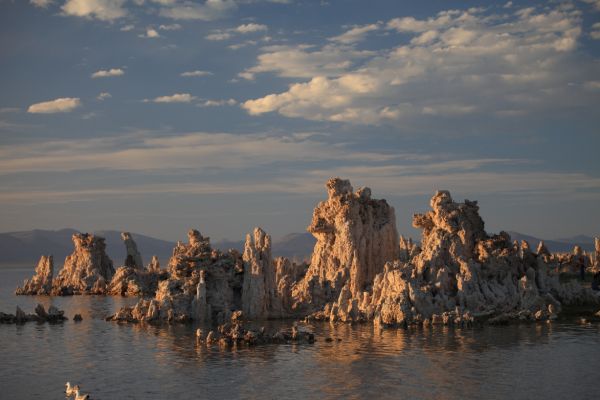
17,177,600,329
0,304,67,324
16,232,166,296
194,311,315,347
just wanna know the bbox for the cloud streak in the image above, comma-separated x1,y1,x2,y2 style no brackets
91,68,125,78
27,98,81,114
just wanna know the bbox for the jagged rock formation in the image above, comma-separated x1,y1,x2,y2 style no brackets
292,178,399,312
16,255,54,295
108,227,308,323
108,230,245,324
0,304,67,324
107,233,164,296
147,256,161,272
241,228,275,319
50,233,115,295
323,190,598,325
121,232,144,269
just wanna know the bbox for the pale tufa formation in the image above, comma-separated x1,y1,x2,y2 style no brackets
121,232,144,269
16,255,54,295
107,233,164,297
292,178,399,313
241,228,275,319
52,233,115,295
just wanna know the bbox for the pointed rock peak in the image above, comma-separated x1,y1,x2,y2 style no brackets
326,177,353,199
431,189,453,208
536,240,550,256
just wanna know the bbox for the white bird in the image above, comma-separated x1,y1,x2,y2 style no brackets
74,389,89,400
65,382,80,396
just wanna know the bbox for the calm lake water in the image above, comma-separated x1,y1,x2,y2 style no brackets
1,266,599,400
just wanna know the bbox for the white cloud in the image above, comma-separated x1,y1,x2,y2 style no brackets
198,99,237,107
120,24,134,31
159,23,182,31
239,44,372,79
147,93,196,103
180,70,213,77
140,28,160,38
27,98,81,114
61,0,127,21
30,0,53,8
91,68,125,78
205,31,232,41
97,92,112,100
235,23,268,34
329,23,380,44
159,0,237,21
243,5,591,125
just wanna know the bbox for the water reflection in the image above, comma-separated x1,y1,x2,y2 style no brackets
1,267,600,400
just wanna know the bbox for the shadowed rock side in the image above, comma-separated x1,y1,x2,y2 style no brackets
291,178,399,313
0,304,68,324
16,255,54,295
121,232,144,269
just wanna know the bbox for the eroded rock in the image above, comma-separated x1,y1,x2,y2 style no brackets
16,255,54,295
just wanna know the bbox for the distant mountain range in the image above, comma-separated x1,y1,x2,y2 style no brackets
0,228,594,268
0,229,317,268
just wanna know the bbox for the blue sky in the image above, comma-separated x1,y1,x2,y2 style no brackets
0,0,599,242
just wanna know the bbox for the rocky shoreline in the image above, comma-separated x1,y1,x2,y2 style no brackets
15,177,600,330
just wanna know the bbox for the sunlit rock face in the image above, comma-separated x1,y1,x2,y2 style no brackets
109,229,246,324
51,233,115,295
292,178,399,312
15,255,54,295
241,227,275,319
359,191,598,326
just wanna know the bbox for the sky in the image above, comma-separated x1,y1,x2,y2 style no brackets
0,0,599,243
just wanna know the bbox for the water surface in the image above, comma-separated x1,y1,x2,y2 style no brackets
1,266,599,399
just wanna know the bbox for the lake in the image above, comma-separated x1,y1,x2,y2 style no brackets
1,266,599,400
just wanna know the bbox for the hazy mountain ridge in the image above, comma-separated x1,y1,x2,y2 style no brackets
0,229,317,268
0,229,593,268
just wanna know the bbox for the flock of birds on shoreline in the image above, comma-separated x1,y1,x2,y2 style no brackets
65,382,89,400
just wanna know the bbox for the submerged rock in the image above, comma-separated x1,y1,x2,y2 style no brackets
0,304,67,324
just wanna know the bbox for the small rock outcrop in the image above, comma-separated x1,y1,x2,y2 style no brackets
16,255,54,295
0,304,67,324
51,233,115,295
121,232,144,269
292,178,399,311
147,256,161,272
